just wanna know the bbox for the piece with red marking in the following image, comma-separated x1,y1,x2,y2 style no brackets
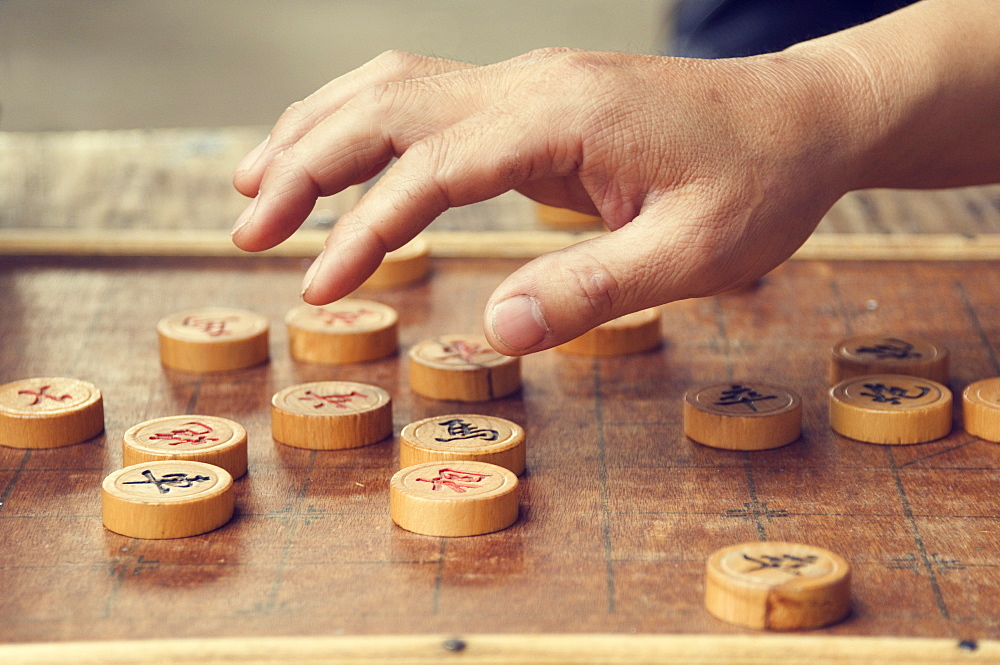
0,377,104,449
270,381,392,450
122,415,248,479
285,298,397,365
102,460,234,539
390,461,519,537
157,307,269,373
556,308,662,356
409,334,520,401
399,414,525,475
705,541,852,630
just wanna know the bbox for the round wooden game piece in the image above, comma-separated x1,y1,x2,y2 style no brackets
360,236,430,289
409,335,521,402
556,308,662,356
157,307,269,373
829,334,949,385
683,382,802,451
962,377,1000,442
0,377,104,449
399,414,526,475
101,460,235,539
270,381,392,450
705,541,851,631
122,415,248,479
390,461,519,537
285,298,398,365
534,202,604,229
829,374,952,445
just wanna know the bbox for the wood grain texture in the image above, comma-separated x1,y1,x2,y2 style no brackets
1,255,1000,657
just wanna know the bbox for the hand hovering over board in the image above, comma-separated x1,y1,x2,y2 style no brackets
232,0,999,356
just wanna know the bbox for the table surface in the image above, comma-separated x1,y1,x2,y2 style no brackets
2,128,1000,663
1,254,999,663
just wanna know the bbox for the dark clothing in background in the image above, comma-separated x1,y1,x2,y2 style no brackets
669,0,920,59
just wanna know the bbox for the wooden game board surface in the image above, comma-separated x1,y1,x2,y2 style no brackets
1,255,999,663
1,127,1000,236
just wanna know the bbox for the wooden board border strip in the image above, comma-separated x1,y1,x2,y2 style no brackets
3,229,1000,261
0,634,996,665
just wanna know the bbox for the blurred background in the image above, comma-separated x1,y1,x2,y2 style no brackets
0,0,666,131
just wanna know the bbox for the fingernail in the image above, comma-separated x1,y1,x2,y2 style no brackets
231,196,259,237
301,250,326,298
490,295,548,351
235,137,269,174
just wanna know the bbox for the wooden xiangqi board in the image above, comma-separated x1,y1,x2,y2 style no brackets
1,255,999,662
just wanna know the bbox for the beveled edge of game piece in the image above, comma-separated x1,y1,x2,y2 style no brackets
122,415,248,479
0,377,105,449
399,413,526,475
962,377,1000,442
705,541,852,631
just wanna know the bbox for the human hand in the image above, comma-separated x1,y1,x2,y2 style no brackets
232,48,870,354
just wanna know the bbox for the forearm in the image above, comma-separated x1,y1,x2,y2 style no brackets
783,0,1000,190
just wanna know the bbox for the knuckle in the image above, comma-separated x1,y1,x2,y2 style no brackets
564,255,622,321
372,49,424,77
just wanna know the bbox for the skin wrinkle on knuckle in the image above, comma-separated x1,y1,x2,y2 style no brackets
563,255,622,322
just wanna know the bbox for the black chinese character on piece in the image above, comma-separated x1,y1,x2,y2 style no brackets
855,338,921,360
434,419,500,443
715,385,778,412
123,470,212,494
743,553,818,575
860,383,930,405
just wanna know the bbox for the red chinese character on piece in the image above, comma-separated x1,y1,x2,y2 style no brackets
18,385,72,406
315,308,375,327
435,340,491,364
148,421,220,446
298,390,367,409
416,468,493,493
182,315,239,337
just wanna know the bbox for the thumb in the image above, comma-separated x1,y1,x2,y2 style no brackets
483,210,726,355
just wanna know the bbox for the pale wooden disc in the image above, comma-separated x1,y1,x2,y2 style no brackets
829,373,952,445
556,308,662,356
270,381,392,450
683,382,802,451
122,415,248,479
157,307,269,373
360,236,430,289
101,460,235,539
390,461,519,537
0,377,104,449
534,202,604,229
409,334,521,402
399,414,526,475
962,377,1000,442
829,334,949,385
705,541,852,630
285,298,398,364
